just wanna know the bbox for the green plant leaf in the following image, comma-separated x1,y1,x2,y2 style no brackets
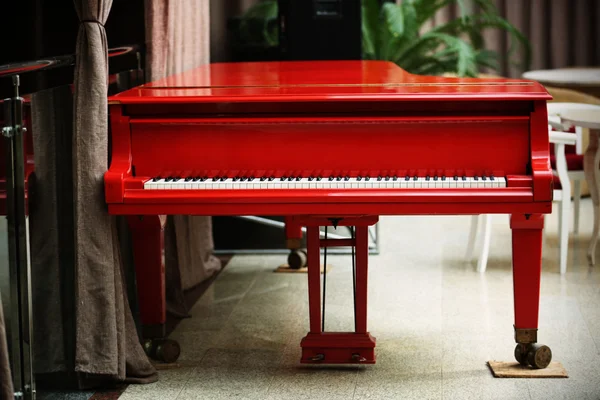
361,0,381,59
383,2,404,37
238,0,278,46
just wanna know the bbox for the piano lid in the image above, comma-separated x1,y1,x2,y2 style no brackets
109,60,551,104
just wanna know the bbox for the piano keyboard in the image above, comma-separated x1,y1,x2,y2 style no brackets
144,175,507,190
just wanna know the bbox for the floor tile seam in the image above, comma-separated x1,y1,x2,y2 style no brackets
172,364,201,400
261,345,297,398
213,260,262,333
577,297,600,355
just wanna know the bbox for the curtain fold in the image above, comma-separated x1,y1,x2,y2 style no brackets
0,293,13,400
145,0,221,319
70,0,157,384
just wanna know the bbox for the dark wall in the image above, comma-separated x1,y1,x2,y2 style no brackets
0,0,145,96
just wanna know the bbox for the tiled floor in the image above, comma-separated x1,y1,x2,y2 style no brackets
119,198,600,400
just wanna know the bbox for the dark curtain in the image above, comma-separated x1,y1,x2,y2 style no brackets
26,0,157,388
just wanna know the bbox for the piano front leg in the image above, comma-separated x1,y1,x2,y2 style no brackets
510,213,552,369
284,216,307,269
127,215,167,336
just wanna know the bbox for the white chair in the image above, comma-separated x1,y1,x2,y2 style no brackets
465,121,578,274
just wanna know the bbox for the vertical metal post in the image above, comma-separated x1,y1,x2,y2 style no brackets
3,75,36,400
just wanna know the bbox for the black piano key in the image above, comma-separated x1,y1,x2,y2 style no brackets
433,176,438,181
220,177,227,181
184,177,192,182
393,176,398,181
385,176,390,181
454,176,458,181
288,177,294,181
269,176,275,181
442,176,446,181
405,176,410,181
377,176,382,181
365,177,370,181
192,177,200,182
413,176,418,181
474,176,479,181
232,177,239,181
212,177,219,181
260,177,266,181
249,177,255,181
153,177,160,182
241,177,247,181
357,176,362,181
308,177,314,181
344,176,350,181
462,176,467,181
490,175,495,181
426,176,430,181
336,176,342,181
296,177,301,181
329,177,334,181
482,176,487,181
317,177,322,181
280,176,286,181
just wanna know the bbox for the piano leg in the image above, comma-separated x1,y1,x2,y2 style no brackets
299,217,377,364
285,216,307,269
511,213,552,369
128,215,167,338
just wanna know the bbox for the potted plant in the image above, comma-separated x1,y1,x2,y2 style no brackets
362,0,531,77
232,0,530,77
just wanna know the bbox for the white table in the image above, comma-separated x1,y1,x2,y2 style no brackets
560,108,600,265
522,68,600,98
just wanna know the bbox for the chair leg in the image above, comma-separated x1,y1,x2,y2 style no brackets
573,179,581,234
477,214,492,273
465,215,479,261
558,198,570,274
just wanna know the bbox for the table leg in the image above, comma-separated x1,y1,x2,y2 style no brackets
584,130,600,266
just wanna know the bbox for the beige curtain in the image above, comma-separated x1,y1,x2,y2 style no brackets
0,293,12,400
23,0,157,387
71,0,157,385
145,0,222,318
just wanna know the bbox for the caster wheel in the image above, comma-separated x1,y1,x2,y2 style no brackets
288,249,307,269
526,343,552,369
143,338,181,363
514,344,528,366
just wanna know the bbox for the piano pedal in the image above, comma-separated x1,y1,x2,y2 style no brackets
300,332,376,364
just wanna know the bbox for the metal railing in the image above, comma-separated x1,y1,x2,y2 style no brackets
1,44,142,400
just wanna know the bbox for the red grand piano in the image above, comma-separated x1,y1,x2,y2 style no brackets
105,60,554,368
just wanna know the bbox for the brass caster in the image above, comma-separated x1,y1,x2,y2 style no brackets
288,249,307,269
526,343,552,369
143,338,181,363
309,353,325,361
514,344,528,366
352,353,367,363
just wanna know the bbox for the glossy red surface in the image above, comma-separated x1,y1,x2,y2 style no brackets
110,60,551,103
105,61,554,362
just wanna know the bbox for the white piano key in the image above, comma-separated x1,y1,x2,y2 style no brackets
143,175,509,190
